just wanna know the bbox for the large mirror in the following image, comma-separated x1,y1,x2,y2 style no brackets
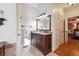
37,15,51,31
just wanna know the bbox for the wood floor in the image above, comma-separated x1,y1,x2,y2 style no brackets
54,38,79,56
0,43,16,56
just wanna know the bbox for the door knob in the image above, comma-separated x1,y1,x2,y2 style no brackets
18,34,21,36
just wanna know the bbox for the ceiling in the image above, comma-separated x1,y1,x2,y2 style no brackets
52,3,79,10
27,3,39,8
27,3,79,11
26,3,79,11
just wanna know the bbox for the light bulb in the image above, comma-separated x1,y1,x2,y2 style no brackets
69,3,73,5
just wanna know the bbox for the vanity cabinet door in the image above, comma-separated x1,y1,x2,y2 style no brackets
36,34,40,49
40,36,45,52
40,35,52,55
45,35,52,53
31,33,37,47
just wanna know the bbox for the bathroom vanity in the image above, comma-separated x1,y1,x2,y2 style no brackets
31,31,52,55
31,14,52,55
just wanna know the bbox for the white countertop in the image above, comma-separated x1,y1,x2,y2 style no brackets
31,31,52,35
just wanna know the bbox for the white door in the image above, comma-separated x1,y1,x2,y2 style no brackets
16,3,32,55
16,3,24,55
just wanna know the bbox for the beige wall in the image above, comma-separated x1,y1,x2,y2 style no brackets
51,4,79,51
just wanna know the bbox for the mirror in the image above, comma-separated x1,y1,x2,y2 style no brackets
37,15,51,31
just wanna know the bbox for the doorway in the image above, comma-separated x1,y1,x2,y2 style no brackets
68,16,79,39
17,3,33,50
22,25,32,47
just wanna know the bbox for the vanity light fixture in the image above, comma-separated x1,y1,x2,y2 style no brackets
37,13,49,19
66,3,74,6
68,3,73,5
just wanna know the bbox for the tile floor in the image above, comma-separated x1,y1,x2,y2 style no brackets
19,45,58,56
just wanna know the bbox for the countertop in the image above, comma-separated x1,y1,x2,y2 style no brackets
31,31,52,35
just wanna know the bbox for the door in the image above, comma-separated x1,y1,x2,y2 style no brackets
16,3,24,55
16,4,32,55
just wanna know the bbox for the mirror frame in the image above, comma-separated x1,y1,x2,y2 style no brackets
36,15,51,31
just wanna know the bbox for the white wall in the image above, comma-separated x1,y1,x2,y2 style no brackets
51,7,64,51
0,3,17,43
22,4,37,30
36,3,52,15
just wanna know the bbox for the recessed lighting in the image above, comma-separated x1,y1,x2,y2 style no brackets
66,3,74,6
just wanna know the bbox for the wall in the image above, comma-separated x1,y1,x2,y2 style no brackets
51,7,64,51
22,4,37,30
65,6,79,18
0,3,17,43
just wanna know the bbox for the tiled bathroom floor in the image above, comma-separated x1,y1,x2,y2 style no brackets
19,45,58,56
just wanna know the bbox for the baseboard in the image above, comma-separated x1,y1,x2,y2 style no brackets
52,44,60,52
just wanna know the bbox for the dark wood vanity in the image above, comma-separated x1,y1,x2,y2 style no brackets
31,14,52,55
31,31,52,55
